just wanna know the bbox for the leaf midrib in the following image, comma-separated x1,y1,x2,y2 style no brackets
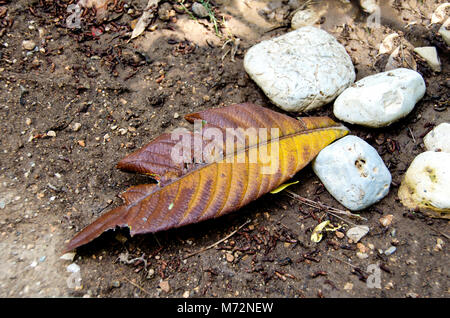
124,125,347,208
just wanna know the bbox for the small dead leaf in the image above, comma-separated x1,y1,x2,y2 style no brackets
270,181,299,194
311,220,330,243
311,220,342,243
129,0,161,41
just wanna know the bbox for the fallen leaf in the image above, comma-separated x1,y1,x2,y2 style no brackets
311,220,341,243
270,181,299,194
129,0,161,41
311,220,330,243
64,103,348,252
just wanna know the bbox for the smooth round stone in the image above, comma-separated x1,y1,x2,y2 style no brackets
312,135,392,211
22,40,36,51
346,225,369,243
398,151,450,219
424,123,450,153
360,0,379,14
244,26,355,113
291,8,321,29
333,68,426,128
191,2,209,18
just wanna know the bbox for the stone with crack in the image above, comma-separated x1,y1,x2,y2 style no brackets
244,26,355,113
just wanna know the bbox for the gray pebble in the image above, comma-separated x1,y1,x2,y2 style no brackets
192,2,209,18
384,246,397,256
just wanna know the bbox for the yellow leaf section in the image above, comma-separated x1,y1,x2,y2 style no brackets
126,124,348,235
310,221,342,243
162,125,349,230
311,220,330,243
270,181,300,194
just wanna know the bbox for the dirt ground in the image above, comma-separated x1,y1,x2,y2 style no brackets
0,0,448,298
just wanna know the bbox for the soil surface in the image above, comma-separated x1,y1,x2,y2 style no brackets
0,0,448,298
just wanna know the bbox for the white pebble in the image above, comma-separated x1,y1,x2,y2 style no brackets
439,18,450,46
60,253,76,261
46,130,56,137
313,136,391,211
22,40,36,51
384,246,397,256
66,263,80,273
291,8,321,29
72,123,82,132
398,151,450,219
346,225,370,243
431,3,450,24
424,123,450,153
378,33,400,55
356,252,369,259
244,26,355,113
360,0,379,14
334,68,426,128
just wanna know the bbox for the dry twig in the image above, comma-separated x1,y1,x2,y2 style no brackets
123,276,152,296
284,190,366,224
183,219,251,259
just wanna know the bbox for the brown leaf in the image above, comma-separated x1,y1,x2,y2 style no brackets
129,0,161,41
64,103,349,252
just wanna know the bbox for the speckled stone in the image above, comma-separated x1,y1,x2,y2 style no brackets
312,135,391,211
398,151,450,219
244,26,355,113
